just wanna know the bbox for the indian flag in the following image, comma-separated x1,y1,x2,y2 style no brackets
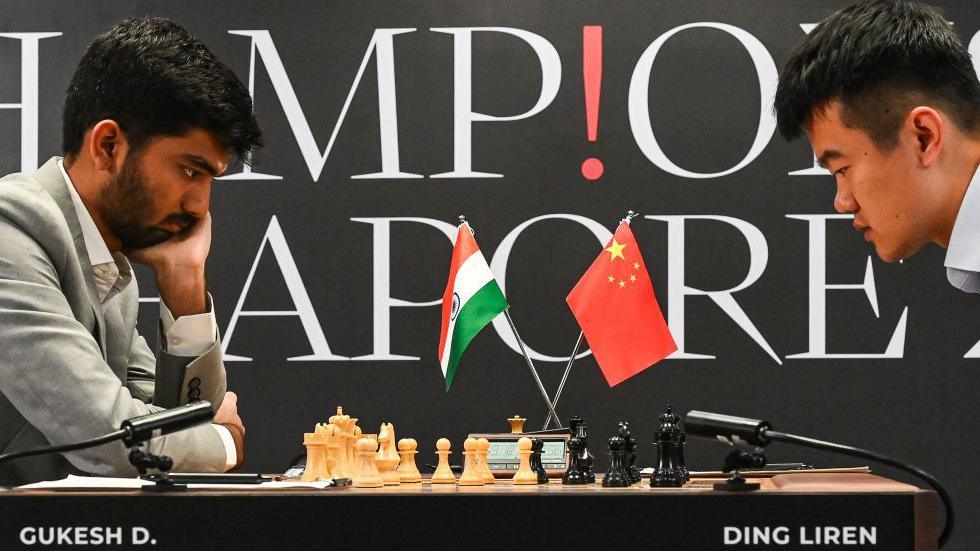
437,223,508,390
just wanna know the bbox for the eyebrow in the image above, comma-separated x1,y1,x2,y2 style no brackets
816,149,844,169
182,155,223,177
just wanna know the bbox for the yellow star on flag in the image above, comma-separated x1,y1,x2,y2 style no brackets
605,239,627,262
633,262,640,270
618,280,626,288
629,274,637,282
607,275,615,283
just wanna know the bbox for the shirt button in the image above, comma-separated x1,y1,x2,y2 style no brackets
170,337,182,346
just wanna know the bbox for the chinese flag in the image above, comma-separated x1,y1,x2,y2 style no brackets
566,221,676,386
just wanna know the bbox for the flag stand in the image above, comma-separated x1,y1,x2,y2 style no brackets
504,308,563,428
542,331,584,430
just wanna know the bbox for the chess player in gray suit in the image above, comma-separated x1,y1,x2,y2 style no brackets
0,17,262,485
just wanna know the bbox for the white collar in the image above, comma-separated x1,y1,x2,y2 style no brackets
58,158,115,267
944,163,980,272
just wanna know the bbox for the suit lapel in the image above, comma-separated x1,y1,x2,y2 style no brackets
35,157,108,359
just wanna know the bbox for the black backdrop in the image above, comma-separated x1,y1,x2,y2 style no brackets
1,1,977,547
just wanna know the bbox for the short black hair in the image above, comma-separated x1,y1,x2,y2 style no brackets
775,0,980,148
63,16,262,164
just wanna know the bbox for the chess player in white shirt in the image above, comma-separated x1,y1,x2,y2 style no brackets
774,0,980,292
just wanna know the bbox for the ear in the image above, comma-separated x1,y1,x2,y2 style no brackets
85,120,130,174
907,106,943,168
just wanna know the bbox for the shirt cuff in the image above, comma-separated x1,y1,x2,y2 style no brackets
211,424,238,471
160,292,218,356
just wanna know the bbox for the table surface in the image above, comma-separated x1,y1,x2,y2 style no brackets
2,472,927,495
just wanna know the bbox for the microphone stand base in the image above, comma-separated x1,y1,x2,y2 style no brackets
140,475,188,493
713,472,760,492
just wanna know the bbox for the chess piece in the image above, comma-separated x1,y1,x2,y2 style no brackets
352,437,383,488
562,437,588,485
651,405,684,488
570,417,596,483
512,437,537,485
376,423,401,486
507,416,526,434
431,438,456,484
602,436,630,487
458,438,485,486
618,421,641,484
330,406,360,479
678,428,690,482
476,438,495,483
529,438,548,484
328,407,350,478
396,438,422,483
301,423,331,481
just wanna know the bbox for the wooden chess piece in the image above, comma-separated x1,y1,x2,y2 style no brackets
476,438,495,483
570,417,596,484
602,436,630,488
329,406,355,478
512,437,537,485
301,423,330,481
618,422,641,484
651,405,684,488
376,423,402,486
431,438,456,484
562,437,587,485
507,416,526,434
323,423,342,478
458,438,485,486
529,438,549,484
353,437,383,488
397,438,422,483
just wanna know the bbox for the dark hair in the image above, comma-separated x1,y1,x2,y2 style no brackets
63,16,262,164
775,0,980,148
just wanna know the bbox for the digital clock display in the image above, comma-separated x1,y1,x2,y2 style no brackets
484,439,567,471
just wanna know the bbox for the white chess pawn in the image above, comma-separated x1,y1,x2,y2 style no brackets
458,438,485,486
431,438,456,484
512,437,537,485
353,437,383,488
476,437,495,483
397,438,422,483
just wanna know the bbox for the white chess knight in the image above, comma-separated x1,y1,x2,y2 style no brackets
376,423,402,485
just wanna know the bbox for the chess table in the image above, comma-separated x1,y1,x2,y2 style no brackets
0,473,938,550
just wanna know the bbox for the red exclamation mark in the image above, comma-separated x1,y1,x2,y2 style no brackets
581,25,604,181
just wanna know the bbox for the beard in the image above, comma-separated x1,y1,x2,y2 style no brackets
98,155,195,250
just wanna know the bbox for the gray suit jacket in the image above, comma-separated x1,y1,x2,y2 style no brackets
0,157,227,486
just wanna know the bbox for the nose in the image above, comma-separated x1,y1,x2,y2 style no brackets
182,179,211,218
833,184,856,214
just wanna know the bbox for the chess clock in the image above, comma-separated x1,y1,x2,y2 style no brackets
466,433,570,477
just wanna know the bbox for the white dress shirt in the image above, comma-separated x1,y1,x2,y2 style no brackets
945,163,980,294
59,160,237,470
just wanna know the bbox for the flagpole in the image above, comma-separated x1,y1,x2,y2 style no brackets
542,331,584,430
504,308,563,428
541,210,641,429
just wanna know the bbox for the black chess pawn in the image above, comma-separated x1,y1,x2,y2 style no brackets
562,437,588,485
602,436,630,487
529,438,549,484
651,405,684,488
617,421,641,484
571,417,596,483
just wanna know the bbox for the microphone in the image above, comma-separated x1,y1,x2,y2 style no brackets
684,410,771,446
0,401,215,470
683,409,954,548
121,401,214,446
